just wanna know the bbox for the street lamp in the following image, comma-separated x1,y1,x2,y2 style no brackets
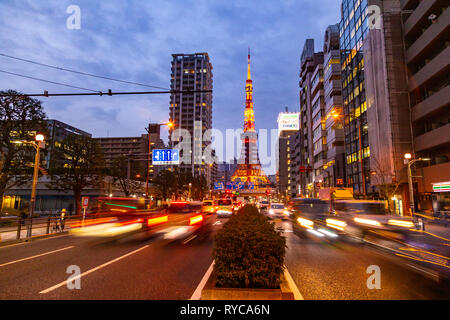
13,134,45,239
404,153,430,215
145,121,175,197
188,183,192,200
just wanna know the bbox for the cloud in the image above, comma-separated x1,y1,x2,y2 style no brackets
0,0,341,173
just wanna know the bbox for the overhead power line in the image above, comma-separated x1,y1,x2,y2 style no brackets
0,52,169,90
0,69,100,93
0,89,212,97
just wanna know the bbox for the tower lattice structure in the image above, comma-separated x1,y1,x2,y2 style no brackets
231,50,270,189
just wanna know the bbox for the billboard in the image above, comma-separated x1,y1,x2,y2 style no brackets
152,149,180,165
277,112,300,134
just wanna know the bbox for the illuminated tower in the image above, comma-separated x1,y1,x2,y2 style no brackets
231,50,269,189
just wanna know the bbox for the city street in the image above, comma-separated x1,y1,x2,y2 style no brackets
1,213,448,300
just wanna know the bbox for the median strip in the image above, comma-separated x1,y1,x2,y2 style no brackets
39,244,150,294
283,265,304,300
0,246,74,267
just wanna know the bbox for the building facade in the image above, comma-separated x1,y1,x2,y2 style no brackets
299,39,324,197
169,53,214,186
277,112,300,198
340,0,372,197
323,24,346,189
401,0,450,213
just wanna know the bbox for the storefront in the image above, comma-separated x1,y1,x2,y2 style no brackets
431,182,450,214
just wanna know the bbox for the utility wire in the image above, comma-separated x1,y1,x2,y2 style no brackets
0,69,100,93
0,52,169,90
0,89,212,97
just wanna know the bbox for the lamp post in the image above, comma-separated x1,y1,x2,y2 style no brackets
14,134,45,239
404,153,430,215
188,183,192,201
145,121,174,197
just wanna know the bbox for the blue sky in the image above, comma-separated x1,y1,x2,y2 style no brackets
0,0,341,171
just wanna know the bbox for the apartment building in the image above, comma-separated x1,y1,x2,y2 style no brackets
323,24,346,188
401,0,450,212
169,53,214,186
299,39,324,197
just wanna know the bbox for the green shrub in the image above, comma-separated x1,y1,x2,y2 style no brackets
212,204,286,289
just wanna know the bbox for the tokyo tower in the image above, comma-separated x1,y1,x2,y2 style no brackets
231,49,270,190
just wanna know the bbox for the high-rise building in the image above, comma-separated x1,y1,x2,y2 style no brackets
339,0,371,196
401,0,450,212
169,53,214,186
277,111,300,198
323,24,346,188
299,39,324,197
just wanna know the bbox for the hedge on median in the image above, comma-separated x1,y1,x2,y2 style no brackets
212,204,286,289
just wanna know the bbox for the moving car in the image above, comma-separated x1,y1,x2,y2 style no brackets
289,198,340,240
267,203,290,220
161,201,213,241
215,198,234,218
69,197,169,239
202,200,216,214
258,200,270,211
332,200,419,241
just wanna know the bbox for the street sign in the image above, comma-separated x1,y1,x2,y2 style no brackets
152,149,180,165
81,197,89,208
214,182,224,190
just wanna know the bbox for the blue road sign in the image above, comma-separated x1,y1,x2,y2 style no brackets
152,149,180,165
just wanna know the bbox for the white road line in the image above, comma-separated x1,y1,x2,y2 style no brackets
182,234,198,245
190,261,214,300
0,246,75,267
283,265,304,300
39,245,149,294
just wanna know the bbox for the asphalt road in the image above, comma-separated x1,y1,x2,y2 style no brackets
1,212,449,300
0,217,225,300
276,219,450,300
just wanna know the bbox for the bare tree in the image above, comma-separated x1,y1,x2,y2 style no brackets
370,156,401,213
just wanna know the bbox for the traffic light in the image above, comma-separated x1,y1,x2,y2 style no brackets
266,189,271,196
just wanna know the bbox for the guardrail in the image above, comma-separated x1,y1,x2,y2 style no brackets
413,212,450,227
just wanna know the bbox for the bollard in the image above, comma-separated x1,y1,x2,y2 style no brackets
46,216,51,234
16,218,22,240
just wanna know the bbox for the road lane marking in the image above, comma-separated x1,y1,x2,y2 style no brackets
190,261,214,300
39,244,149,294
283,265,304,300
0,246,75,267
182,234,198,244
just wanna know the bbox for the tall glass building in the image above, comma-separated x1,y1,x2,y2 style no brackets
339,0,371,196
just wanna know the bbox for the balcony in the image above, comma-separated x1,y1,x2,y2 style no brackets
406,7,450,64
404,0,439,37
411,84,450,121
325,94,342,110
408,46,450,91
324,63,341,82
414,123,450,152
